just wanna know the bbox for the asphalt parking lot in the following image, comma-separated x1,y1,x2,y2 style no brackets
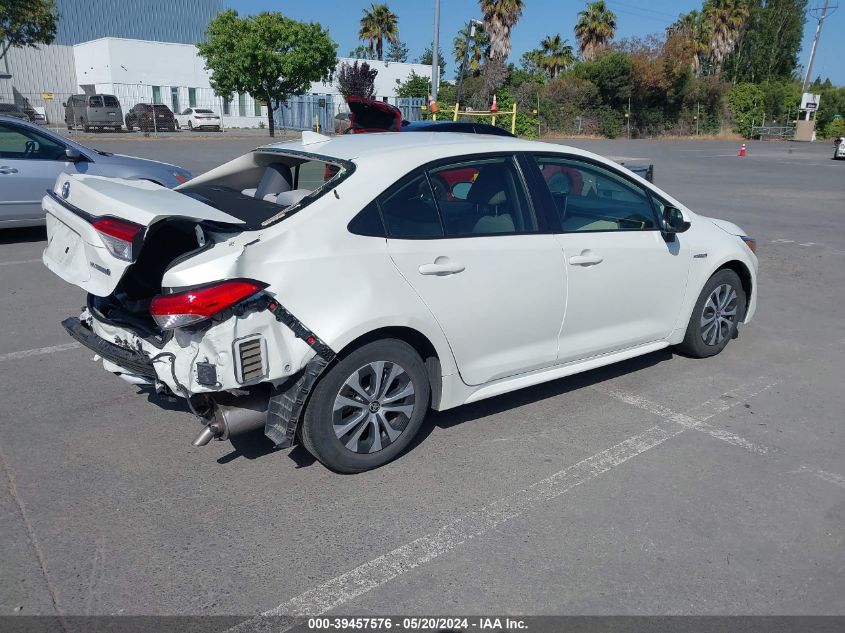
1,136,843,620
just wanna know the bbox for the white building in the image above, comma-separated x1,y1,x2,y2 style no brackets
69,39,430,128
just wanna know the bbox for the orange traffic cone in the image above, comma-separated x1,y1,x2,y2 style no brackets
490,94,498,113
738,143,747,157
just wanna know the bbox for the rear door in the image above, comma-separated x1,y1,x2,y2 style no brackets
86,96,105,126
102,95,123,126
526,154,691,363
384,154,566,386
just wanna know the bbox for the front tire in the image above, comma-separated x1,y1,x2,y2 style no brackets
301,339,430,473
676,269,745,358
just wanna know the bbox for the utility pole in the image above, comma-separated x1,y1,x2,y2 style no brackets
626,96,631,140
431,0,440,101
802,0,835,91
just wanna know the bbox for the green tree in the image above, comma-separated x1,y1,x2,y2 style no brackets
579,50,632,110
727,82,764,136
704,0,749,76
539,34,575,79
358,3,399,61
386,39,409,62
0,0,58,62
454,22,489,78
666,10,709,77
337,61,377,99
396,71,430,98
348,44,375,59
420,44,446,80
519,49,547,78
574,1,617,61
197,10,337,137
726,0,806,83
479,0,524,61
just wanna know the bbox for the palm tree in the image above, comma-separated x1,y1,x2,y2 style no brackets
574,0,617,61
704,0,749,75
479,0,524,61
358,3,399,61
539,34,575,79
454,22,489,78
667,10,709,77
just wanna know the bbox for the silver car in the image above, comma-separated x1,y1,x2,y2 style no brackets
0,115,192,228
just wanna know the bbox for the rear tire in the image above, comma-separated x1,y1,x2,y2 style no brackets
301,339,430,473
81,119,89,133
188,121,193,130
675,269,745,358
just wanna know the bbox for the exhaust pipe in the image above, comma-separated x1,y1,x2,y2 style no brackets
191,391,268,447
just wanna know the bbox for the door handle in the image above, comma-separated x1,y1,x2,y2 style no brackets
0,166,19,174
418,257,465,276
569,251,603,266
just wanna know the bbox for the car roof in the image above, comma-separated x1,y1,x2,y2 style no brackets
260,131,586,164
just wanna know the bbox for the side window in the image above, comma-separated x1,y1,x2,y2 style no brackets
0,123,66,160
427,156,537,236
348,201,385,237
532,156,658,232
380,174,443,238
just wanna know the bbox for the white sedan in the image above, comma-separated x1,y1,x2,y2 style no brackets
42,132,758,472
175,107,221,131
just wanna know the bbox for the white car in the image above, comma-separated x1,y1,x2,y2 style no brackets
42,132,758,472
834,137,845,159
175,108,221,131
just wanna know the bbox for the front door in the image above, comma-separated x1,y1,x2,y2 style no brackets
384,155,566,386
527,154,691,363
0,122,81,223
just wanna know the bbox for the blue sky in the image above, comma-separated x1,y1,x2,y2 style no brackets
229,0,844,85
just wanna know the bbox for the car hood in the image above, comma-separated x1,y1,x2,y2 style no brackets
705,216,746,236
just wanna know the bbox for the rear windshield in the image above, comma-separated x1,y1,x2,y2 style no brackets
88,96,103,107
195,109,214,114
103,96,119,107
152,105,171,112
177,152,352,229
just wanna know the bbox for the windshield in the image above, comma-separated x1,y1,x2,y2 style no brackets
103,96,120,107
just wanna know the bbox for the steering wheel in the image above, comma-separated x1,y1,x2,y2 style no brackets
24,140,37,157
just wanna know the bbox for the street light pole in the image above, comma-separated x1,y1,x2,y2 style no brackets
431,0,440,101
456,20,481,108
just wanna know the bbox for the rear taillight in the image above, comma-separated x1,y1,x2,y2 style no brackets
92,217,144,261
149,280,267,330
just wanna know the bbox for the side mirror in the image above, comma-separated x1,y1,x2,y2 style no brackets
662,206,690,235
65,147,82,161
62,102,67,108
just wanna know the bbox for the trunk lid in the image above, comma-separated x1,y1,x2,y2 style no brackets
42,174,243,297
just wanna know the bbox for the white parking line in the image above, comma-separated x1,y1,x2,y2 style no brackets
230,423,683,627
0,258,42,267
595,380,845,490
0,342,80,363
593,381,773,455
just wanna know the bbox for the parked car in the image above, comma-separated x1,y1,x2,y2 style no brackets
0,103,29,120
64,94,124,132
44,132,757,473
22,106,48,125
175,108,222,131
0,115,191,228
834,137,845,159
125,103,176,132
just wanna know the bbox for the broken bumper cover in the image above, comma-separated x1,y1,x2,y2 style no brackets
62,317,157,380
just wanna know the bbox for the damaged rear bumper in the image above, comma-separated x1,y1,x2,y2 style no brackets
62,317,157,380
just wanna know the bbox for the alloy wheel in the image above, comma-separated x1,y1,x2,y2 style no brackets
700,283,738,346
332,361,416,454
